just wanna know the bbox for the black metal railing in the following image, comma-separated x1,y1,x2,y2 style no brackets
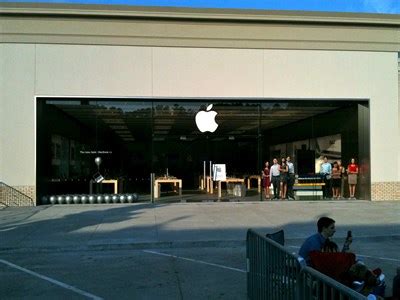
247,228,304,300
246,229,367,300
300,266,366,300
0,182,34,207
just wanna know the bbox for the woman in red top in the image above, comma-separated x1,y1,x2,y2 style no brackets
262,161,271,200
347,158,359,199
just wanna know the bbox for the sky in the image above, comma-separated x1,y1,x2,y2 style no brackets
1,0,399,14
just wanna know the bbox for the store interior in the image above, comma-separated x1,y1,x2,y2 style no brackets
36,98,370,203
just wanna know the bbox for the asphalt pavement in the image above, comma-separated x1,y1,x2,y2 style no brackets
0,200,399,299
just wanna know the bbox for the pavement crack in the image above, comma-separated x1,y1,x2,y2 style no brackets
170,256,184,300
153,205,159,242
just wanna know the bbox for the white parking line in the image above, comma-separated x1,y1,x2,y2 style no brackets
143,250,246,273
287,246,400,262
0,259,103,300
356,254,400,262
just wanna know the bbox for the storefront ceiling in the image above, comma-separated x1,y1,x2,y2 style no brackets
51,100,342,142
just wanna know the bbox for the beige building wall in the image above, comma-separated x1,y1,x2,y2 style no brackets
0,43,399,201
0,44,36,200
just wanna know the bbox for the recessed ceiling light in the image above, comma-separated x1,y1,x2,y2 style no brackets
115,129,130,133
103,119,125,124
153,137,165,141
110,125,128,130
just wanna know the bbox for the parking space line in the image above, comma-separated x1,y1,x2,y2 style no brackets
143,250,246,273
356,255,400,262
0,259,103,300
287,246,400,262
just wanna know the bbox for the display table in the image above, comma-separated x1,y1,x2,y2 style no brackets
207,176,214,194
89,179,118,194
218,178,245,198
293,183,325,199
154,177,182,199
102,179,118,194
199,175,210,191
246,175,262,193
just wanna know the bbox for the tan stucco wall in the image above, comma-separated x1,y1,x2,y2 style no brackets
0,10,399,199
1,44,398,191
0,44,36,186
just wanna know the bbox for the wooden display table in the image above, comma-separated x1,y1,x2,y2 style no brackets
218,178,245,198
246,175,262,193
89,179,118,194
154,177,182,199
102,179,118,194
293,183,325,199
294,183,325,188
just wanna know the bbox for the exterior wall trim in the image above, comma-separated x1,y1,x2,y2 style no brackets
1,3,400,26
1,15,400,51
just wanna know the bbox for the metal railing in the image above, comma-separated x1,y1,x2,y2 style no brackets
247,228,304,300
300,266,367,300
246,229,367,300
0,182,34,207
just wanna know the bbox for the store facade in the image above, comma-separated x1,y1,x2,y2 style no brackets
1,4,399,203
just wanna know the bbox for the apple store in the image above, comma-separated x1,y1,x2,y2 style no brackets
36,97,370,202
2,1,399,205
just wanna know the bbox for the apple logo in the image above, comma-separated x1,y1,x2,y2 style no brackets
195,104,219,133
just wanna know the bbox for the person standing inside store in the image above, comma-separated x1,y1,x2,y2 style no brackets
338,160,346,199
347,158,359,199
286,156,295,200
269,158,281,200
320,156,332,199
262,161,271,200
279,157,288,200
331,161,342,199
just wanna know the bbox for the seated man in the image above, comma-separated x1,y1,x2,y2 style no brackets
299,216,339,265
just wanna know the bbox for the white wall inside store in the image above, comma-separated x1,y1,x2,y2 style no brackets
0,44,398,185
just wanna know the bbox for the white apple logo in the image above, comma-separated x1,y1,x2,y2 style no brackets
195,104,219,133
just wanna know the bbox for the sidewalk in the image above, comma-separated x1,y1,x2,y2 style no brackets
1,200,399,252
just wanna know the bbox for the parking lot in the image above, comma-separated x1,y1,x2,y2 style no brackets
1,201,399,299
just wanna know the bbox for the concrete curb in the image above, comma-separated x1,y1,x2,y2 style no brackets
1,235,398,254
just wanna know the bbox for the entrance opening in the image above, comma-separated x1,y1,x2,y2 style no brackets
36,98,370,203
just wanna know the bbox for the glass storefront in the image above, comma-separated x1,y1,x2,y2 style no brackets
36,98,370,203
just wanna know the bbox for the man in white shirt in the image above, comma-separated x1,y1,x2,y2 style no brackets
269,158,280,200
320,156,332,199
286,156,295,200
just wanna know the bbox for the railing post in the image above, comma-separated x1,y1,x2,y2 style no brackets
150,173,155,203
